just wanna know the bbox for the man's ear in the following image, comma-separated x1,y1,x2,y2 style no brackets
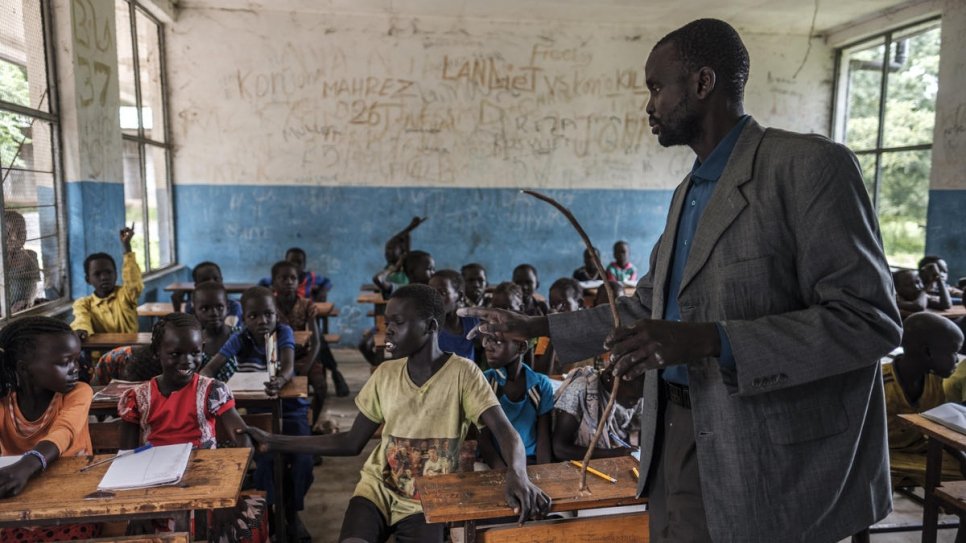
695,66,716,100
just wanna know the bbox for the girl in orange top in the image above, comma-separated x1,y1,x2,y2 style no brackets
0,316,96,540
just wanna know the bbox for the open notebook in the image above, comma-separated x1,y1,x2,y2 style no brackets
227,371,270,393
921,403,966,435
97,443,192,491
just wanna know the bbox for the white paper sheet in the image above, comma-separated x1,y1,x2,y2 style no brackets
227,371,270,392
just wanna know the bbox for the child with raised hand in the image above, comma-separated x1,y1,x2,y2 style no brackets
117,313,267,542
919,259,953,311
884,312,965,486
920,256,964,300
461,263,489,307
3,210,41,313
605,241,637,284
372,218,427,294
894,269,928,319
0,316,98,540
243,284,550,543
512,264,549,317
174,261,243,322
479,334,554,467
200,286,314,535
552,367,644,461
71,225,142,340
428,269,480,362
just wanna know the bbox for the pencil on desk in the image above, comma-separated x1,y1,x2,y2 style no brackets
632,467,640,480
569,460,617,484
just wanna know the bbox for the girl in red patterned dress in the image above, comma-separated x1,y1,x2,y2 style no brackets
118,313,267,542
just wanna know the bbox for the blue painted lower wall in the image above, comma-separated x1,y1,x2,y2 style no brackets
66,181,126,300
174,185,674,342
926,189,966,282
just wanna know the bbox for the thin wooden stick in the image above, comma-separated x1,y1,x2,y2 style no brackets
521,190,622,493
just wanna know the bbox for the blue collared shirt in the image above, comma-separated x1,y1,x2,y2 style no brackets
662,116,749,385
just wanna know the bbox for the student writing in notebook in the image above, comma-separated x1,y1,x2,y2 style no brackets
0,316,98,540
117,313,267,542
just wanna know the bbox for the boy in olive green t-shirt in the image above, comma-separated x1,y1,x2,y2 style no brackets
245,284,550,542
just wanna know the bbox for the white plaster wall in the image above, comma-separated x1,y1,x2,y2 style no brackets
166,9,832,190
931,0,966,190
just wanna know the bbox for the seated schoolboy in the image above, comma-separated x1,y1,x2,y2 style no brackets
489,281,524,312
192,281,241,382
605,241,637,284
174,261,244,321
919,258,953,311
258,247,333,302
0,316,98,540
372,217,427,294
461,262,489,307
3,210,41,313
200,286,315,536
512,264,549,317
573,247,603,282
70,225,142,340
480,334,554,466
118,313,267,542
552,366,644,461
534,278,584,374
428,269,480,362
920,255,964,300
242,284,550,543
884,312,965,486
894,269,928,319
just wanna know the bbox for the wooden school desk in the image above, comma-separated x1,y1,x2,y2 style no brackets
929,305,966,319
0,448,250,532
164,282,255,295
418,456,647,543
82,331,312,352
898,414,966,543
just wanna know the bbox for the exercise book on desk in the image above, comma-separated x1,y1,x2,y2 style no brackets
227,371,270,392
922,403,966,435
97,443,192,491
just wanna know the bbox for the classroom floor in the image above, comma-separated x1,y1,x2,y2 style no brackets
306,349,959,543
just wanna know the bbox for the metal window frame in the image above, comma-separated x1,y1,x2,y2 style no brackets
118,0,175,273
0,0,68,321
831,16,942,209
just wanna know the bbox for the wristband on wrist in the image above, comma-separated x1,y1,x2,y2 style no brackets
22,450,46,472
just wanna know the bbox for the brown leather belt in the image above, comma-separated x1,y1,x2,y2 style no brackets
665,380,691,409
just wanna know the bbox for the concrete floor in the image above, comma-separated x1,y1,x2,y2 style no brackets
305,349,960,543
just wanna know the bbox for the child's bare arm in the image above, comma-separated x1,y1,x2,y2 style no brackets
244,412,380,456
535,413,552,464
479,405,551,523
478,426,505,468
200,353,228,379
218,407,252,448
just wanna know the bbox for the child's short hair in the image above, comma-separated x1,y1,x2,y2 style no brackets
403,250,432,275
0,316,73,398
84,252,116,275
918,255,944,270
390,284,445,323
271,260,299,280
125,313,202,381
432,269,464,293
461,262,486,275
492,282,523,303
192,261,222,282
286,247,306,258
191,280,227,301
513,263,537,277
549,277,582,301
241,286,275,309
902,311,964,348
614,240,629,249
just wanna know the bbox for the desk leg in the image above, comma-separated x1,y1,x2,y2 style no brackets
464,520,477,543
273,398,289,543
173,511,191,539
924,437,943,543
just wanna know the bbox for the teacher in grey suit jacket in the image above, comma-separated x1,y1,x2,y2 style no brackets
461,19,902,543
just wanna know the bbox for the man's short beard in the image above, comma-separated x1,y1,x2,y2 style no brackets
657,95,702,147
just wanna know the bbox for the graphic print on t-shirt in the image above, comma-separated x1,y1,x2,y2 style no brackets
383,436,461,499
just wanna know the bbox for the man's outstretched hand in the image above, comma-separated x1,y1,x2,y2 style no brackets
457,307,549,342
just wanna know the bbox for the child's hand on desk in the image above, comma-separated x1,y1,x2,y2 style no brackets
263,376,284,397
504,470,551,525
0,459,38,497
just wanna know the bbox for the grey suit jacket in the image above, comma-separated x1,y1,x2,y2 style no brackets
550,118,902,542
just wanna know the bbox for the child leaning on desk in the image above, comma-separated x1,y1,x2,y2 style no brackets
117,313,267,542
199,286,315,537
243,284,550,543
0,317,99,540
